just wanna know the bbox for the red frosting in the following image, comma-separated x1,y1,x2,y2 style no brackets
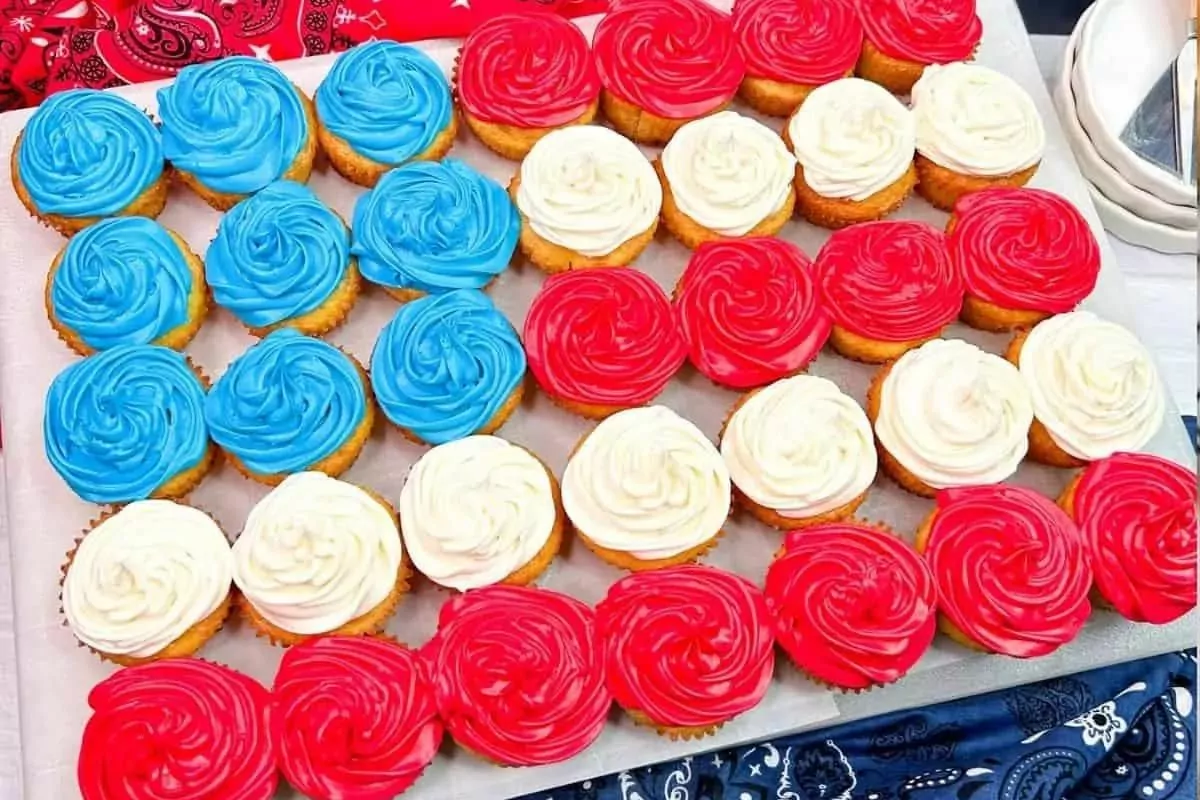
456,13,601,128
949,187,1101,314
1073,453,1198,625
596,565,774,728
764,522,936,689
815,220,963,342
524,267,687,408
674,238,831,389
592,0,746,119
272,636,444,800
422,585,610,766
925,485,1093,658
733,0,864,85
857,0,983,64
79,659,277,800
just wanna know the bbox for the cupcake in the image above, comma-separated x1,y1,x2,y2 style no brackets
205,329,374,484
44,345,214,504
206,181,358,337
512,125,661,272
315,41,456,187
399,436,563,591
46,217,208,355
352,160,518,302
783,78,916,228
856,0,982,94
423,585,610,766
721,375,876,529
764,521,936,690
563,405,732,571
273,636,444,800
948,187,1101,331
814,220,962,363
12,90,168,236
868,338,1033,497
916,485,1092,657
732,0,863,116
1060,452,1197,624
597,565,774,739
233,473,407,645
371,290,525,445
673,238,830,390
911,63,1045,210
61,500,233,666
158,57,317,211
657,111,796,248
524,268,686,418
592,0,746,144
455,13,601,160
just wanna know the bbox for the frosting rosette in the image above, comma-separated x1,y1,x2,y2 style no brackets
732,0,863,85
858,0,982,64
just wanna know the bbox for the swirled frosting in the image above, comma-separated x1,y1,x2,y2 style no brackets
874,339,1034,489
524,267,686,408
44,346,209,504
858,0,982,64
399,436,557,591
787,77,915,201
17,89,163,217
732,0,863,85
1073,453,1197,624
371,290,525,445
79,660,277,800
562,405,731,560
351,159,518,293
912,63,1045,177
516,125,661,257
764,523,936,688
158,56,309,195
206,181,350,328
925,485,1092,657
423,585,610,766
205,330,367,476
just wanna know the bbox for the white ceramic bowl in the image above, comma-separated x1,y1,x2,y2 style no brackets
1085,179,1197,254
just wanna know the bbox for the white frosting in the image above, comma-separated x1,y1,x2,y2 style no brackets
232,472,403,635
660,111,795,236
516,125,662,257
62,500,233,658
874,339,1034,489
721,375,877,518
911,62,1046,177
562,405,731,561
786,78,916,201
1018,311,1164,461
399,436,558,591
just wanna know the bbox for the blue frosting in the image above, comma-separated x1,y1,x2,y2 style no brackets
351,159,519,293
206,181,350,328
158,57,309,195
315,41,453,165
18,90,163,217
370,290,525,444
44,346,209,504
205,329,367,475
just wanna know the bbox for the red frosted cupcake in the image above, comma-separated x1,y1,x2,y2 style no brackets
524,267,687,418
764,521,936,690
272,636,443,800
79,659,277,800
856,0,983,94
592,0,746,144
815,220,962,363
674,238,831,390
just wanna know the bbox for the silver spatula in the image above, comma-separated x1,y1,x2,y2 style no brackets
1119,17,1197,186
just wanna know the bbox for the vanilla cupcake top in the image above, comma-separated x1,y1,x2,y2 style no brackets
786,78,915,201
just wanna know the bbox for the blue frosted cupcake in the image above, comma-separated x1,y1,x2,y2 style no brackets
315,41,457,186
206,181,358,337
371,290,525,444
158,57,317,210
44,346,214,504
352,159,519,302
205,329,374,484
12,90,168,236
